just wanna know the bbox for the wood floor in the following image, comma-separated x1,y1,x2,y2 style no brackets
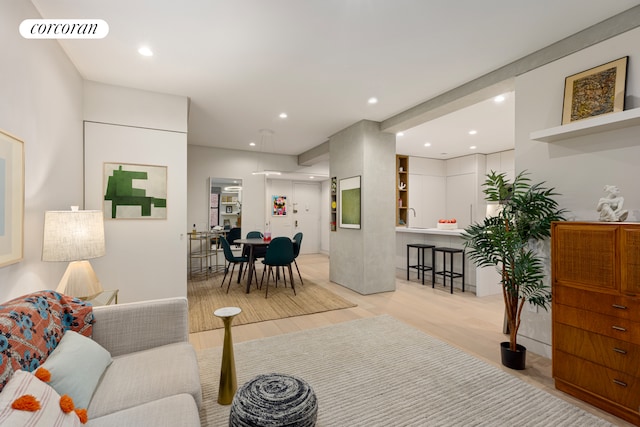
189,253,632,426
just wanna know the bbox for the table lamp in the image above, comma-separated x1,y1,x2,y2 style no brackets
42,207,106,299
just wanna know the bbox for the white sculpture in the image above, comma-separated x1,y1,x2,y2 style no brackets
597,185,628,222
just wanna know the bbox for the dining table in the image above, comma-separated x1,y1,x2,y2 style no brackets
235,238,270,293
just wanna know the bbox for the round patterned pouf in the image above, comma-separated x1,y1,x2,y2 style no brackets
229,373,318,427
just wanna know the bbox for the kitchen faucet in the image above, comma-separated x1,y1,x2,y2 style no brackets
408,208,416,226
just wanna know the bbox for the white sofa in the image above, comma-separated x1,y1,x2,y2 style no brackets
86,297,202,426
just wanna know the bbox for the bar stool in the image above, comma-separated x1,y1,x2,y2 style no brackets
406,243,435,285
434,247,465,294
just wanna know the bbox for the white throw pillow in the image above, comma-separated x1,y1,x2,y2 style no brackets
0,370,82,426
42,330,112,409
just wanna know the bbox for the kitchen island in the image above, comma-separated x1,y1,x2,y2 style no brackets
396,227,501,297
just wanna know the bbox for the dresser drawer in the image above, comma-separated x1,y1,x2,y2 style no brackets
554,285,640,321
554,304,640,345
554,351,640,411
554,323,640,377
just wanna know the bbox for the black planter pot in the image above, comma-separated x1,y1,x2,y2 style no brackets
500,342,526,370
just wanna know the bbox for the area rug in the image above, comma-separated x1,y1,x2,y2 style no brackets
187,276,356,333
197,315,615,426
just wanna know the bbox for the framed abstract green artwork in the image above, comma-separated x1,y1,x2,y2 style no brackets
103,162,167,219
339,175,361,229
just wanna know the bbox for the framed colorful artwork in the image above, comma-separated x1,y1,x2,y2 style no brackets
0,129,24,267
562,57,628,124
272,195,287,216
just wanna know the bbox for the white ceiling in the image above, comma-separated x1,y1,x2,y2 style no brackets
30,1,640,177
396,91,515,159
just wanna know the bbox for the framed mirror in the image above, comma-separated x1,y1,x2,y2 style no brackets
209,177,242,231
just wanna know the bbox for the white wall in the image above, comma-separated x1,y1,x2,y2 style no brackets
0,2,84,302
187,145,301,238
83,82,189,303
516,27,640,357
84,123,187,303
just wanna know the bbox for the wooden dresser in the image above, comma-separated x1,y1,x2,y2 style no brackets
551,221,640,426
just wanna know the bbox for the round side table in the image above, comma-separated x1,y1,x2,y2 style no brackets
214,306,242,405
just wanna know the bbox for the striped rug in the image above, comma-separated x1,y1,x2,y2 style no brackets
187,276,356,333
197,315,616,426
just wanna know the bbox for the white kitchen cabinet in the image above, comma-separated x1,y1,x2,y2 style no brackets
446,173,475,228
408,173,445,228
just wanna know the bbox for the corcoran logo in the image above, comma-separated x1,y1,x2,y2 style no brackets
20,19,109,39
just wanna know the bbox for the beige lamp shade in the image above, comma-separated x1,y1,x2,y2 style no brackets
42,210,105,261
42,209,105,299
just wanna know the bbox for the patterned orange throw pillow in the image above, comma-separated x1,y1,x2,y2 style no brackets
0,291,94,393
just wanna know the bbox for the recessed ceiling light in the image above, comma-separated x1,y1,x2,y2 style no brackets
138,46,153,57
249,142,256,147
470,145,477,150
368,97,378,104
309,176,315,179
494,95,506,103
279,113,288,119
424,143,431,147
468,130,477,135
396,132,404,137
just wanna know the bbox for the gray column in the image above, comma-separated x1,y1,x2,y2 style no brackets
329,120,396,294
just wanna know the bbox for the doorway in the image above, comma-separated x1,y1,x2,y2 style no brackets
292,182,321,254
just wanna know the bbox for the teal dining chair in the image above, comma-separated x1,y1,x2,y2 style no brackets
226,227,242,247
220,236,256,293
292,232,304,285
260,237,296,298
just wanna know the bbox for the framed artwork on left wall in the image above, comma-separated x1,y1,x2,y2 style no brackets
0,129,24,267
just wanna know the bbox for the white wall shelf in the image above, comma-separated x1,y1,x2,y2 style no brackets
530,108,640,143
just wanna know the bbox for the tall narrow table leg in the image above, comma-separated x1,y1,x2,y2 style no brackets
214,307,242,405
245,246,255,293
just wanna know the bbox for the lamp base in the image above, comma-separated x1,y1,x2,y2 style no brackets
56,260,104,300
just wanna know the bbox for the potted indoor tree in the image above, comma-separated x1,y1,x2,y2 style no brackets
462,171,566,370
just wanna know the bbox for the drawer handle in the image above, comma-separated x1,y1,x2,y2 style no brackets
613,348,628,355
612,304,628,310
612,326,627,332
613,379,627,387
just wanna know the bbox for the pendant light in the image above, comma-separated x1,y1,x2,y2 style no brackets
252,129,281,176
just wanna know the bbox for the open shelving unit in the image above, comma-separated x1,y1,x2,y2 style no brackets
330,177,337,231
396,155,408,226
